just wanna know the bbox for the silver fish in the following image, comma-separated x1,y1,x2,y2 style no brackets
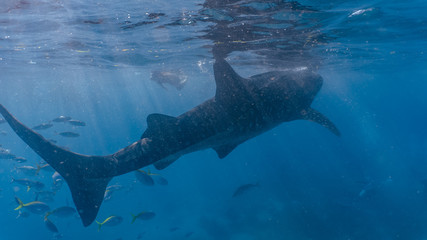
12,178,45,191
12,156,27,163
58,132,80,138
232,182,260,197
32,123,53,130
67,119,86,126
52,116,72,123
16,165,39,176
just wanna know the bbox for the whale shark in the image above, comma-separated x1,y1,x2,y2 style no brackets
0,58,339,226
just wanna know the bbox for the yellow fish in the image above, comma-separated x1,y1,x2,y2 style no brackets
14,197,50,215
96,215,123,231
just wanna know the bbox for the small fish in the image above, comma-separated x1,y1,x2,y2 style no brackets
131,211,156,223
232,182,260,197
135,170,154,186
0,147,16,159
67,119,86,126
16,210,30,219
96,215,123,231
32,122,54,130
52,171,64,184
0,118,5,124
44,217,59,233
39,163,55,172
14,197,50,215
0,130,7,136
103,184,123,201
11,178,45,191
12,156,27,163
358,178,392,198
83,19,103,24
170,227,179,232
106,184,123,191
349,8,375,18
153,175,168,185
51,172,64,192
46,206,76,218
147,12,165,19
358,182,374,197
16,165,40,176
52,116,72,123
58,132,80,138
103,189,113,201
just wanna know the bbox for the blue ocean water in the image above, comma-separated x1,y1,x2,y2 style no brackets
0,0,426,239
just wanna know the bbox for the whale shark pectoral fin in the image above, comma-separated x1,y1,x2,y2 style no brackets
301,108,341,136
68,176,112,227
213,143,239,159
141,113,178,139
153,155,180,170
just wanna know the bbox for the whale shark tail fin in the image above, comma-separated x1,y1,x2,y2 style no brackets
67,176,112,226
0,104,111,227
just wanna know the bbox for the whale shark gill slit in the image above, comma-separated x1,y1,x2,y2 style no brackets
0,58,339,227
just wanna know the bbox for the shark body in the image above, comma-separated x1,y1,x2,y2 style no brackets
0,58,339,226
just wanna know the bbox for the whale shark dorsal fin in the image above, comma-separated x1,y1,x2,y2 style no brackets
153,155,180,170
213,143,239,159
301,108,341,136
142,113,177,139
213,58,248,103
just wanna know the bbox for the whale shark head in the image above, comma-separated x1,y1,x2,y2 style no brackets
249,67,323,122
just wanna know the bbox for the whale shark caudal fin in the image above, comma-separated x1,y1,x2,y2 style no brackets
0,104,112,227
